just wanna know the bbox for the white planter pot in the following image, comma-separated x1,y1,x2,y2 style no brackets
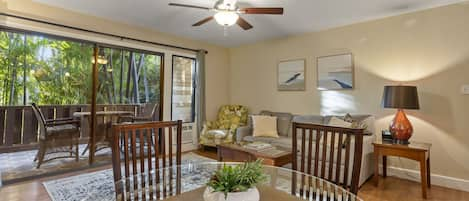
203,186,260,201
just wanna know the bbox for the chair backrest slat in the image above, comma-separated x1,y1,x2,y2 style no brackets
112,120,183,200
299,128,306,197
292,122,364,195
175,123,182,195
153,127,160,200
313,129,321,177
168,126,173,196
335,132,344,185
328,131,336,181
343,134,351,189
306,129,313,176
123,131,130,179
161,127,167,198
321,129,328,178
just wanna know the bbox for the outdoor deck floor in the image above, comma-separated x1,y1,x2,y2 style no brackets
0,144,112,185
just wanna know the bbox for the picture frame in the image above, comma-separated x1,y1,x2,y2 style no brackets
316,53,354,90
277,59,306,91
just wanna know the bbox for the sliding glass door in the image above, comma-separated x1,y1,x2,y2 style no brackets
0,30,94,106
0,28,164,183
96,47,163,106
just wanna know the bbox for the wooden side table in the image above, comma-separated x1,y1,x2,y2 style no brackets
373,140,432,199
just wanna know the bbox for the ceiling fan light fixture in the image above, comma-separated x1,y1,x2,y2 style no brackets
214,11,239,26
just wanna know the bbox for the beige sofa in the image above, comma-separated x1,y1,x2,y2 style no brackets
235,110,376,187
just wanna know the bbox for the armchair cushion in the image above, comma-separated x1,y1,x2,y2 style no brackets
207,129,229,138
236,126,252,143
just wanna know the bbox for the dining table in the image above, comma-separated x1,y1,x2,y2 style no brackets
88,162,362,201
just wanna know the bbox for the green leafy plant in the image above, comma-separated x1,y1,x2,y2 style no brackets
207,160,267,198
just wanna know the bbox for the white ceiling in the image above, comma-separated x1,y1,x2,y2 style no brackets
34,0,466,47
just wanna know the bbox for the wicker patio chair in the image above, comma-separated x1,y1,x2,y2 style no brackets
31,103,81,168
118,103,159,123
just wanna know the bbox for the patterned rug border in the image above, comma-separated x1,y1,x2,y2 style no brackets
43,153,215,201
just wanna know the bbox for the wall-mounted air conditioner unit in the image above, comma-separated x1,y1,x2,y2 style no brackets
181,123,194,144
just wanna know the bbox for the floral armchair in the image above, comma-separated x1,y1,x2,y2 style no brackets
199,105,248,147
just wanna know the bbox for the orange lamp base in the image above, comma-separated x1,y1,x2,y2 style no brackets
389,109,413,144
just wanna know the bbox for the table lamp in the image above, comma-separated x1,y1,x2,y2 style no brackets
381,85,420,144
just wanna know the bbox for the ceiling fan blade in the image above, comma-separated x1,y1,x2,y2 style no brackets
239,7,284,15
237,17,253,30
168,3,211,10
193,16,214,26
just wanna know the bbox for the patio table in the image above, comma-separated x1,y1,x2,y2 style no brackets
73,111,134,164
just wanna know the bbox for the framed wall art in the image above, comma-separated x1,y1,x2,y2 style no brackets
317,53,354,90
278,59,306,91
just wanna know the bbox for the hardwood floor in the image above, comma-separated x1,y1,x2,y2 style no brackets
1,150,468,201
360,176,468,201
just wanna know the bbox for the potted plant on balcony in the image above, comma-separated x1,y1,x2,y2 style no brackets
203,160,266,201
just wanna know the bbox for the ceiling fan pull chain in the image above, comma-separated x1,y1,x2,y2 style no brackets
223,26,228,37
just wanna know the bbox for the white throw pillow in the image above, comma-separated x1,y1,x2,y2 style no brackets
252,115,279,138
328,116,352,128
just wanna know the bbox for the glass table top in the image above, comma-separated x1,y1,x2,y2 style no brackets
95,162,362,201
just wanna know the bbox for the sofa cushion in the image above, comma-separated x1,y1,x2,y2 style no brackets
268,135,356,166
328,116,352,128
270,112,293,137
289,115,325,138
324,114,374,134
269,136,291,149
292,115,324,124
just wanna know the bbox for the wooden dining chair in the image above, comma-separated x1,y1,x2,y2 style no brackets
111,120,183,201
291,122,365,196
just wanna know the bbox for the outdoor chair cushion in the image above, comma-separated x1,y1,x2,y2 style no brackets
46,124,79,135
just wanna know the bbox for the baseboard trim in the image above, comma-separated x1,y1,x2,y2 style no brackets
379,165,469,192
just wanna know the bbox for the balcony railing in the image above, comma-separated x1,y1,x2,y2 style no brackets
0,104,142,153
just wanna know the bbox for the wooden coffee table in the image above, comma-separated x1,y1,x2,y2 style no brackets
217,143,293,167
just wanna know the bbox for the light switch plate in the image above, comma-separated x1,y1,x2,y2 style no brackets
461,85,469,95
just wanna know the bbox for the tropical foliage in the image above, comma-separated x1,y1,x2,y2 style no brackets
0,30,161,106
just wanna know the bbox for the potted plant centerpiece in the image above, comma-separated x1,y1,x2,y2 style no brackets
203,160,266,201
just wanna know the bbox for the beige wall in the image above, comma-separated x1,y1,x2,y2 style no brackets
229,4,469,180
1,0,230,121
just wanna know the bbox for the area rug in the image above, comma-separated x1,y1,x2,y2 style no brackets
43,153,215,201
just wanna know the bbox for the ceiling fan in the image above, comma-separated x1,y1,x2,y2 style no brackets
168,0,284,30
